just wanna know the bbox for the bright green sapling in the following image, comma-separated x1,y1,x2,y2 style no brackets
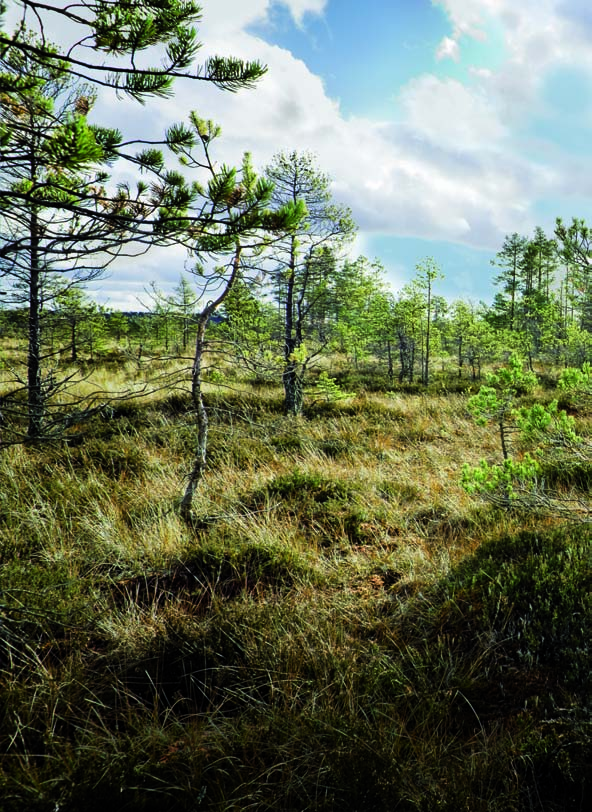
462,353,586,511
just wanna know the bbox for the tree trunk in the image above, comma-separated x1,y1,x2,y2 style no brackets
398,330,414,383
386,339,394,384
423,282,431,385
282,236,303,416
27,211,43,440
283,361,303,416
71,318,78,362
180,316,208,523
499,419,509,460
180,244,242,522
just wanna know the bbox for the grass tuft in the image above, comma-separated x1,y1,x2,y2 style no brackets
1,374,592,810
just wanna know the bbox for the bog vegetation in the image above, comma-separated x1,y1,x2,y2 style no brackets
2,2,592,810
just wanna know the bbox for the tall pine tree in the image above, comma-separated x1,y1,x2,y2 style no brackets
264,151,355,416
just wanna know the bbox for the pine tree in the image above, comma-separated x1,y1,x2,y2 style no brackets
517,227,559,365
169,274,199,353
263,151,356,416
0,1,265,100
447,301,498,381
392,285,424,383
172,141,306,521
0,42,129,441
556,218,592,334
330,257,392,369
0,2,274,442
220,277,277,380
523,226,557,299
51,286,100,363
415,257,443,385
490,233,529,331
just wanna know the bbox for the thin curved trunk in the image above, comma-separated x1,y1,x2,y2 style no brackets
179,315,209,522
180,243,241,522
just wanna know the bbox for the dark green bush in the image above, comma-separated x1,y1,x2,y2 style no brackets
270,434,304,453
116,535,317,610
539,459,592,492
75,436,151,479
259,469,356,504
400,527,592,696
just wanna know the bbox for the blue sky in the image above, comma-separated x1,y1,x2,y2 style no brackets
245,0,510,302
78,0,592,307
249,1,506,118
249,1,450,118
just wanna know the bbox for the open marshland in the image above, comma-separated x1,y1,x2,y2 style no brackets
1,362,592,811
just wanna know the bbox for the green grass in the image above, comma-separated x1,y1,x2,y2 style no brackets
1,368,592,810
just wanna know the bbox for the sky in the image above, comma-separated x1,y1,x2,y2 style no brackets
23,0,592,308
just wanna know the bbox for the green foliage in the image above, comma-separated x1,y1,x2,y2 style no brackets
461,454,541,500
517,399,579,445
259,468,355,504
467,383,508,428
0,0,267,103
313,371,356,403
219,278,278,378
485,227,574,368
464,356,591,512
137,147,165,172
329,257,392,366
447,300,498,379
463,354,539,500
465,352,538,467
559,361,592,396
424,526,592,691
467,353,536,422
42,112,106,168
487,351,538,393
262,150,357,415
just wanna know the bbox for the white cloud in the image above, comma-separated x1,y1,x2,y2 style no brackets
434,0,592,97
186,0,582,255
399,75,506,151
433,0,499,39
198,0,327,36
436,36,461,61
281,0,328,26
197,0,269,34
83,0,592,303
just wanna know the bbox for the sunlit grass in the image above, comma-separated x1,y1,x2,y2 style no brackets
0,359,591,810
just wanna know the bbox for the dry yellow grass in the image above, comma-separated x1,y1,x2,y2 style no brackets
1,359,590,811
